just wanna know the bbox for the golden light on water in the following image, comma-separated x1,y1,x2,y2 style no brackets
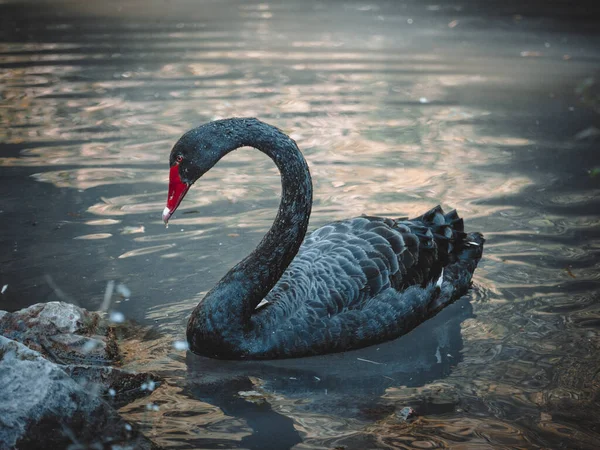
2,0,599,448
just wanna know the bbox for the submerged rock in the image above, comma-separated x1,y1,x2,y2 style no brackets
395,406,417,422
62,364,162,407
0,302,162,449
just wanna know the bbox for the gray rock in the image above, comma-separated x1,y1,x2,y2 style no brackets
0,336,159,450
0,301,117,365
19,301,90,334
0,302,163,449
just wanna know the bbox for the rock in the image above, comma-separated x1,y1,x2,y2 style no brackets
0,336,159,450
0,301,117,365
0,302,163,449
62,364,162,408
0,301,96,335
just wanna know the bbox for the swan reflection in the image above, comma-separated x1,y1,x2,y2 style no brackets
182,299,472,449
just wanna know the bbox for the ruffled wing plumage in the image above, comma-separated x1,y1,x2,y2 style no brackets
247,206,484,358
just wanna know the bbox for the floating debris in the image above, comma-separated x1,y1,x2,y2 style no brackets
448,20,459,28
115,283,131,299
435,346,442,363
141,380,156,392
100,281,115,312
173,340,189,351
574,126,600,140
1,285,7,294
108,388,116,397
109,311,125,324
357,357,383,365
419,97,429,104
396,406,416,422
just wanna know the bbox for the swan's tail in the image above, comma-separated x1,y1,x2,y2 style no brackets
409,205,483,262
407,205,484,312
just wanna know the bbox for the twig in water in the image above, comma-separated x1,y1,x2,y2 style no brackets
99,280,115,312
356,357,383,365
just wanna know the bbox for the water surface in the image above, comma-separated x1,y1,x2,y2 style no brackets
2,1,600,448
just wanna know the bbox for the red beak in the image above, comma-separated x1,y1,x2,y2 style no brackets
163,164,190,224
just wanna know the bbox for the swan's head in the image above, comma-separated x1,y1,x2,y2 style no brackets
163,123,235,224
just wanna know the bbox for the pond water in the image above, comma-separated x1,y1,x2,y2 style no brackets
2,0,600,448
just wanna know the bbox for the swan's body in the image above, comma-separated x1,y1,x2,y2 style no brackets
163,118,484,360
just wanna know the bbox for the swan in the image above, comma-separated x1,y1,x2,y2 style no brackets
162,118,484,360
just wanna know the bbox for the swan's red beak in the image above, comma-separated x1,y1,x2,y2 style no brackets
163,164,190,224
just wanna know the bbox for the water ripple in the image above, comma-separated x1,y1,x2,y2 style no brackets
2,0,600,448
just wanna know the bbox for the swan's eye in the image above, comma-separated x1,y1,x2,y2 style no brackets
176,155,183,163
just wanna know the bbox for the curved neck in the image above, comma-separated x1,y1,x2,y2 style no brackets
188,119,312,347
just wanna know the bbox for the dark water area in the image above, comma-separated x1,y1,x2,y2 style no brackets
2,0,600,448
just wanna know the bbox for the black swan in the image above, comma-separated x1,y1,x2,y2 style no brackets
163,118,484,360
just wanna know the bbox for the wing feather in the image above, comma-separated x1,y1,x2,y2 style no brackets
248,207,483,357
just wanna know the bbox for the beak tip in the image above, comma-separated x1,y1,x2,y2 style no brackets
162,206,172,224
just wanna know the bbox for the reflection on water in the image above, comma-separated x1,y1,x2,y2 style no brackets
1,0,599,448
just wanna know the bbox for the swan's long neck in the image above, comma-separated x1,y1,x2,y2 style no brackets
186,119,312,355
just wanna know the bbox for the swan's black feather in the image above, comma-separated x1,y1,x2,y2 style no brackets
245,206,484,358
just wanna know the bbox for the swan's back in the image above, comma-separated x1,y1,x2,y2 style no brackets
246,206,484,358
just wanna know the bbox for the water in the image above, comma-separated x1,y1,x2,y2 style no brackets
2,0,600,448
